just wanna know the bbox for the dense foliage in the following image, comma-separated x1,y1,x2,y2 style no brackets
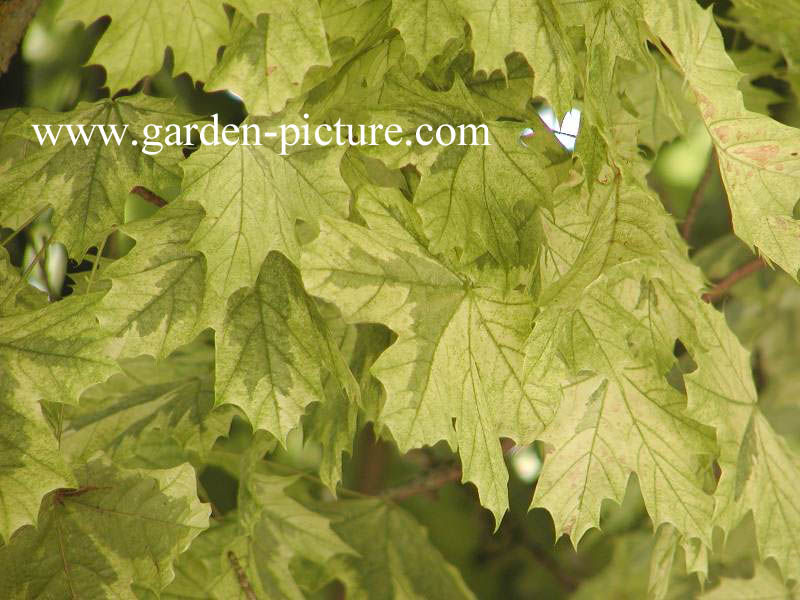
1,0,799,597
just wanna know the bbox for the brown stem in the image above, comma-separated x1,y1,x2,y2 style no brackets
383,465,463,501
384,439,518,501
331,581,347,600
681,147,717,243
227,551,257,600
356,425,388,495
521,538,579,591
702,257,765,302
130,186,167,208
56,403,65,448
195,480,223,519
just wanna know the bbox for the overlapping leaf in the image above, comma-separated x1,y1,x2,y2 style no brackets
522,152,732,549
701,565,795,599
165,469,475,600
303,305,362,489
322,498,477,599
0,96,192,256
208,1,331,116
684,301,800,582
0,247,46,315
60,340,233,469
57,0,230,90
320,0,392,51
643,0,800,279
0,291,121,404
94,200,208,359
416,120,569,266
389,0,464,71
527,262,716,545
562,0,646,127
0,369,74,543
0,461,209,598
460,0,576,116
235,470,355,599
215,252,358,444
183,119,350,303
302,186,549,524
302,36,404,124
165,459,354,599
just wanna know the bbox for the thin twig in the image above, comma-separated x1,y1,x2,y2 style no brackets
227,551,257,600
702,257,765,302
207,450,367,499
383,465,463,501
383,439,518,501
215,441,517,504
130,186,167,208
681,147,717,242
519,536,579,591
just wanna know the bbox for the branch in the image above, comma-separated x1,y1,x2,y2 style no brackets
681,147,717,242
520,537,579,591
702,257,765,302
356,425,388,495
227,551,257,600
383,439,518,501
382,465,463,501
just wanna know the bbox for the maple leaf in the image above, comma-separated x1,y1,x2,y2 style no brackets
0,96,193,256
644,0,800,280
57,0,230,90
2,0,800,596
60,339,233,469
215,252,358,444
207,2,331,116
0,369,74,542
182,119,350,302
0,291,121,405
302,185,551,524
94,200,208,360
0,461,209,598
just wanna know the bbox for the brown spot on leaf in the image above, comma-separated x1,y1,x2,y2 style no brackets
695,92,717,120
732,143,779,167
266,66,277,76
714,125,731,144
